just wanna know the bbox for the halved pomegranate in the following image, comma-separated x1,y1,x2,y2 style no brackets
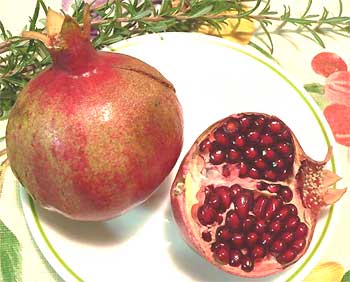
170,113,346,277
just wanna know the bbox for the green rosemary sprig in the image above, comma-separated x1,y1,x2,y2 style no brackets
0,0,349,119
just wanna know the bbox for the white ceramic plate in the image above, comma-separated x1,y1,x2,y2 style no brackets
19,32,342,282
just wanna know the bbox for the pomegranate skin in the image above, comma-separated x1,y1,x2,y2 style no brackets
170,113,345,278
6,13,183,221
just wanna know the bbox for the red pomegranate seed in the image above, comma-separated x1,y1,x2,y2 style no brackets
261,147,277,161
227,148,241,163
267,120,284,134
216,226,232,242
286,204,298,216
254,158,268,170
202,231,212,242
253,196,269,218
277,129,291,141
277,249,297,264
264,170,278,181
234,192,253,218
248,167,260,179
226,210,241,230
271,240,286,254
214,128,230,147
279,186,293,202
281,231,295,244
254,116,266,128
241,256,254,272
256,182,267,191
272,159,285,170
247,131,261,144
295,223,308,239
260,133,274,146
285,216,300,230
211,242,226,252
255,219,266,234
231,232,245,248
206,193,221,209
291,239,306,252
265,197,282,219
229,249,242,267
209,144,226,165
245,147,259,160
239,116,252,131
223,118,240,135
286,153,294,164
234,135,246,148
276,142,292,155
230,184,242,198
242,215,256,231
246,232,259,247
214,245,230,264
199,138,212,153
204,185,214,196
239,162,249,177
268,219,283,234
260,233,273,247
274,206,290,221
197,205,217,226
251,245,266,259
266,184,280,193
278,169,290,181
216,214,223,224
216,187,232,211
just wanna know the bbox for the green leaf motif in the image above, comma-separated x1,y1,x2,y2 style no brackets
0,220,22,282
304,83,325,95
309,92,329,110
342,271,350,282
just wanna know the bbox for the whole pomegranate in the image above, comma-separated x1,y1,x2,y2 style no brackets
171,113,345,277
6,9,183,221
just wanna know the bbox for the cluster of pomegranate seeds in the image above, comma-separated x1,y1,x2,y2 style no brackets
197,183,308,272
199,114,295,181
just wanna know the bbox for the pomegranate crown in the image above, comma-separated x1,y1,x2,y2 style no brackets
22,5,91,50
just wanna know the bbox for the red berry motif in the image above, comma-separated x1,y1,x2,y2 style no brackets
311,52,347,77
323,103,350,146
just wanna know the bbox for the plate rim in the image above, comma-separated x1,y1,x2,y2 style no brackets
18,31,340,282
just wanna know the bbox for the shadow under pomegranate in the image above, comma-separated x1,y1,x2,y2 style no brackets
170,112,346,278
36,175,173,246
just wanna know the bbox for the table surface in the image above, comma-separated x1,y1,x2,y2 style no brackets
0,1,349,282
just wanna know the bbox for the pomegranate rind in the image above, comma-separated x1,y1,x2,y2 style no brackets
170,113,345,277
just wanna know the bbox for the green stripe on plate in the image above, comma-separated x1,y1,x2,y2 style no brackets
29,198,84,282
28,34,336,282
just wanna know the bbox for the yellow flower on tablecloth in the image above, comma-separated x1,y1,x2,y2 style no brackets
304,261,344,282
197,11,255,45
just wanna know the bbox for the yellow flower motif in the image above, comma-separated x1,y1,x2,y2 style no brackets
197,11,255,45
304,261,344,282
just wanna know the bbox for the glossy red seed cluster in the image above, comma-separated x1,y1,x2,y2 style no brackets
197,184,308,272
199,114,295,181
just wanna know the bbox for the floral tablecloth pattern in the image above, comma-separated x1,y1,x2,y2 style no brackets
0,0,349,281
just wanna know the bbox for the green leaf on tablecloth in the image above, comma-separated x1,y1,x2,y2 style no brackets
304,83,324,95
0,219,22,282
304,83,329,110
309,92,329,110
342,271,350,282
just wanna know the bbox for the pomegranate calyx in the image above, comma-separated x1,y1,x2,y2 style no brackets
323,188,347,205
323,169,342,187
22,6,91,50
